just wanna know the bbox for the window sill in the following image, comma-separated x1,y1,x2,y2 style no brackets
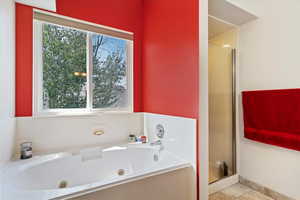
32,110,134,119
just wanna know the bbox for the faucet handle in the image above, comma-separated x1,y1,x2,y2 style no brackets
156,124,165,139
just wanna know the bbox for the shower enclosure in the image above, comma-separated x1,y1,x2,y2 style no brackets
208,30,237,183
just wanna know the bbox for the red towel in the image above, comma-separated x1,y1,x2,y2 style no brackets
242,89,300,151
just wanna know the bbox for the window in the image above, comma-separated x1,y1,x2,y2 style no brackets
33,11,133,116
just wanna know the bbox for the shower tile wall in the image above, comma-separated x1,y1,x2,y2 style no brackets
209,29,237,183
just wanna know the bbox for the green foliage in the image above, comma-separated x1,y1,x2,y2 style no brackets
92,35,127,108
43,24,87,109
42,24,127,110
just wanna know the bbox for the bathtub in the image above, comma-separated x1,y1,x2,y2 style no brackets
2,144,191,200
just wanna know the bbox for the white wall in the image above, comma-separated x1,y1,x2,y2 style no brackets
0,0,16,164
235,0,300,198
0,1,16,199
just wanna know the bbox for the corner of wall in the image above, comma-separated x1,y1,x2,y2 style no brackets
0,0,17,164
200,0,209,198
0,1,17,198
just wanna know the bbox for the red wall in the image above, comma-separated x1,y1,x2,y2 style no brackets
142,0,199,119
16,0,199,119
15,0,199,197
142,1,199,197
16,4,33,116
15,0,144,116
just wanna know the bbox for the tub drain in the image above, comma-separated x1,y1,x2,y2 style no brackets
118,169,125,176
58,180,68,189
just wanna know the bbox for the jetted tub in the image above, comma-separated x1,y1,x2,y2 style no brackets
2,144,190,200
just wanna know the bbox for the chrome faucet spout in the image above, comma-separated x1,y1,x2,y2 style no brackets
150,140,162,146
150,140,164,152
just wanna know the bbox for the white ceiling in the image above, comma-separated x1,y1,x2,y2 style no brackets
208,0,257,26
208,16,234,39
15,0,56,11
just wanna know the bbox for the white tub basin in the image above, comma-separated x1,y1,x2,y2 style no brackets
2,144,190,200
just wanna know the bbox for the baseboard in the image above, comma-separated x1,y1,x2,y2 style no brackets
208,174,295,200
209,174,239,194
239,176,295,200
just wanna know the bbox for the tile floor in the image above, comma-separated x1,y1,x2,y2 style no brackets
209,183,274,200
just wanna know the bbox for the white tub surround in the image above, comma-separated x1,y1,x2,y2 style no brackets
10,113,197,199
15,113,196,163
15,113,144,155
144,113,197,199
3,144,191,200
144,113,197,169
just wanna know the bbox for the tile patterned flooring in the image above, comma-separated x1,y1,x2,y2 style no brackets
209,183,275,200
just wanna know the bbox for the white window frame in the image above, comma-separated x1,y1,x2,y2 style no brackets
33,12,134,117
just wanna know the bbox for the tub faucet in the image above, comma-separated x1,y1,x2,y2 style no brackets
20,142,33,160
150,140,164,152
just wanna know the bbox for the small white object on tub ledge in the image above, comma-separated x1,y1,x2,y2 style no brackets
80,147,103,162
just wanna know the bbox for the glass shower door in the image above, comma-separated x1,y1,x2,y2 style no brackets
208,42,236,184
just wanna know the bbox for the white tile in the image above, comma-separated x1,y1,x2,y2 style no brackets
16,113,143,154
143,113,197,168
143,113,197,199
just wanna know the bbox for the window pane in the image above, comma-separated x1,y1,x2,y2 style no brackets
92,34,129,109
42,23,87,109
